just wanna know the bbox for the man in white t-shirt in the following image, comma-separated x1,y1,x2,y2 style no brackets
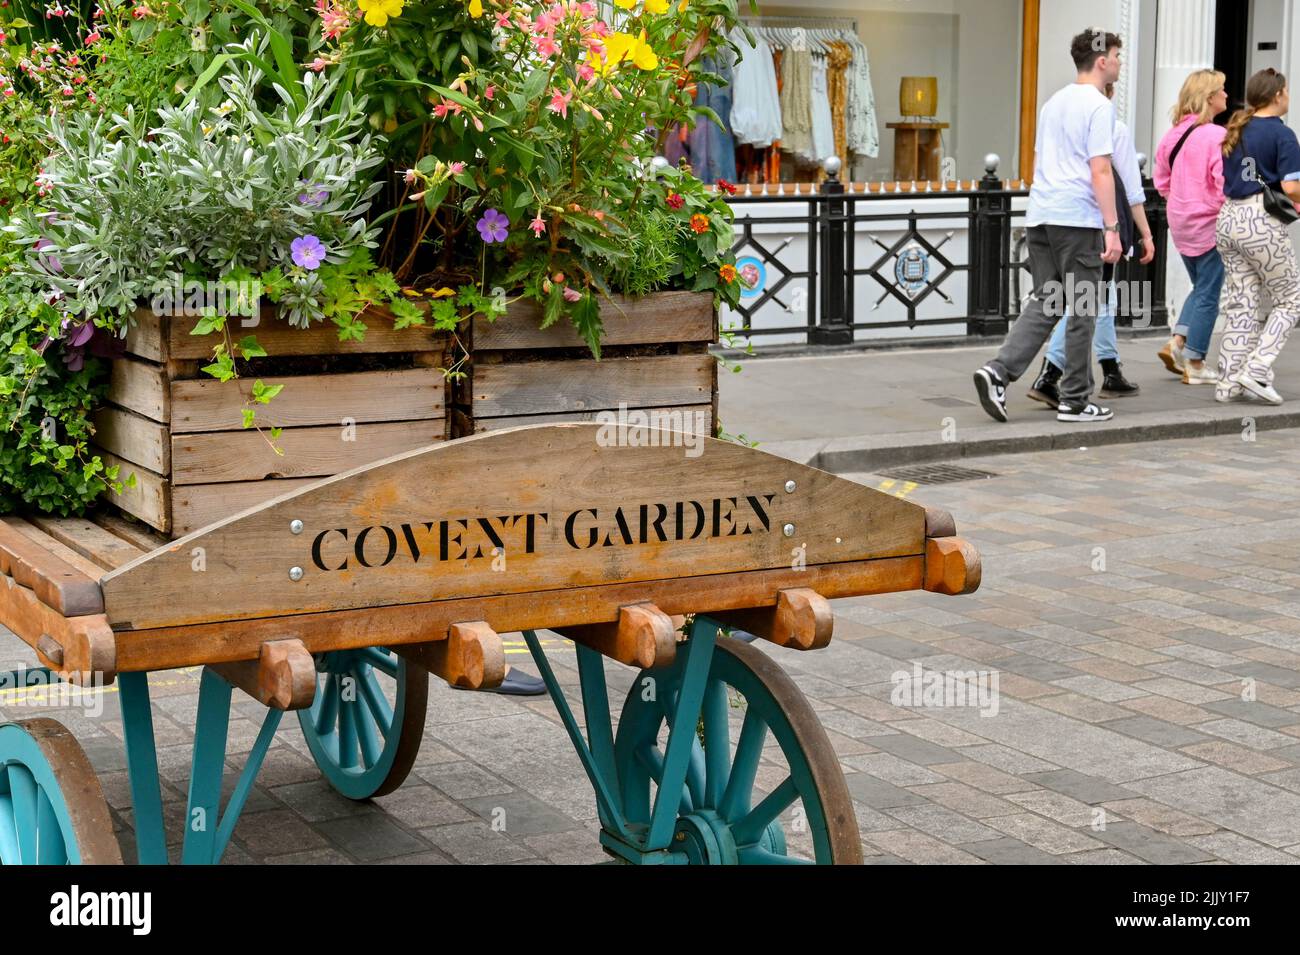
974,29,1125,423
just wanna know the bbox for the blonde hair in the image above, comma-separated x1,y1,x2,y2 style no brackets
1170,69,1226,124
1223,68,1287,156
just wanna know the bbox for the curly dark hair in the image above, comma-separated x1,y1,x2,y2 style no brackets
1071,29,1123,71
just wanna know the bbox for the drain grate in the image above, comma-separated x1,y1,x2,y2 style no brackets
876,463,997,485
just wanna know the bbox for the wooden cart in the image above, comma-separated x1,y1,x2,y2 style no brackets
0,423,979,865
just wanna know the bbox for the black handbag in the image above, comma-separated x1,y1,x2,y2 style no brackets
1243,124,1300,223
1260,182,1300,224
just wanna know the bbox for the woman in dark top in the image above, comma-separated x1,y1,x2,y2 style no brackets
1215,68,1300,405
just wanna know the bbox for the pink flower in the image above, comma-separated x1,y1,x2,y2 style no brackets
533,34,557,59
547,88,572,119
132,5,149,18
589,20,609,37
563,286,581,302
495,11,511,27
403,168,418,184
577,1,596,16
308,57,329,72
484,84,495,101
314,0,352,41
433,102,449,119
577,63,594,83
529,214,546,236
84,32,100,45
448,161,466,175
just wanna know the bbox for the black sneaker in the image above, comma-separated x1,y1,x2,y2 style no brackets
1056,401,1113,423
1027,358,1062,408
973,365,1009,422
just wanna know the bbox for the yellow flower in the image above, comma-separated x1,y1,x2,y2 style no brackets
645,0,669,12
629,30,658,70
595,32,633,75
357,0,404,27
613,0,636,7
468,0,483,16
678,0,687,9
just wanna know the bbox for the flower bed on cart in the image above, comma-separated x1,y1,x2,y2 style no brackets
0,0,752,530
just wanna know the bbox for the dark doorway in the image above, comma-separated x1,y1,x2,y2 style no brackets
1214,0,1250,123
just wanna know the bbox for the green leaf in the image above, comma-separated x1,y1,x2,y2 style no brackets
237,336,267,359
571,293,603,360
251,380,283,403
192,313,227,336
241,408,256,428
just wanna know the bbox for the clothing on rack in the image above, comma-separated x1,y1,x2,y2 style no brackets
845,36,879,160
730,29,782,148
689,52,738,184
778,47,813,162
809,57,835,163
827,40,852,171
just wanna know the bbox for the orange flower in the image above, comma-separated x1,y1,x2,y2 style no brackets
690,213,709,234
720,264,737,284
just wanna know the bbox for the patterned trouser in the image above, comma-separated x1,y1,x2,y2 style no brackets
1214,192,1300,386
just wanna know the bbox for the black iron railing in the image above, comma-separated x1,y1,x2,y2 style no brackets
724,164,1169,345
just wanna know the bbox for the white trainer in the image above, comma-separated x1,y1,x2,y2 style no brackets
1230,369,1283,405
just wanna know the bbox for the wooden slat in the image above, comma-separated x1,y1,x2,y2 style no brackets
170,420,445,485
5,518,110,581
474,292,715,350
0,573,116,682
468,355,713,417
89,512,169,553
171,368,446,433
92,406,170,474
95,450,171,535
171,479,317,538
106,356,169,423
0,519,103,615
100,424,928,630
465,403,713,434
130,307,447,361
112,555,925,670
28,516,147,571
123,310,167,363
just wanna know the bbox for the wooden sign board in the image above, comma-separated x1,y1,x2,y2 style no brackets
101,424,926,631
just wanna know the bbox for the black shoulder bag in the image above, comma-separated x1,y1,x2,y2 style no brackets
1242,122,1300,224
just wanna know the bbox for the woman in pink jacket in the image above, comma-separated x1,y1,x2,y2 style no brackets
1153,70,1229,384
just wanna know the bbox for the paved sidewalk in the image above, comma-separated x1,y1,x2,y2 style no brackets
719,331,1300,471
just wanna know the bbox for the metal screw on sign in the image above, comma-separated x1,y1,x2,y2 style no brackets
290,520,304,535
784,480,796,493
783,523,795,537
289,566,304,582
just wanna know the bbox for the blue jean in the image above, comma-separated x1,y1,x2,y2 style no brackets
1046,281,1119,368
1174,247,1225,360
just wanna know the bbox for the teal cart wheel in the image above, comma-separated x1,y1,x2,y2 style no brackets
297,648,428,800
0,719,121,864
613,637,861,864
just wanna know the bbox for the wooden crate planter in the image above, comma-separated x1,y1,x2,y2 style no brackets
92,306,450,538
452,290,717,436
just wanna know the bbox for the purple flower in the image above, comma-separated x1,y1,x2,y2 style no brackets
476,208,510,244
290,234,327,270
35,237,62,274
61,317,94,346
298,182,329,206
